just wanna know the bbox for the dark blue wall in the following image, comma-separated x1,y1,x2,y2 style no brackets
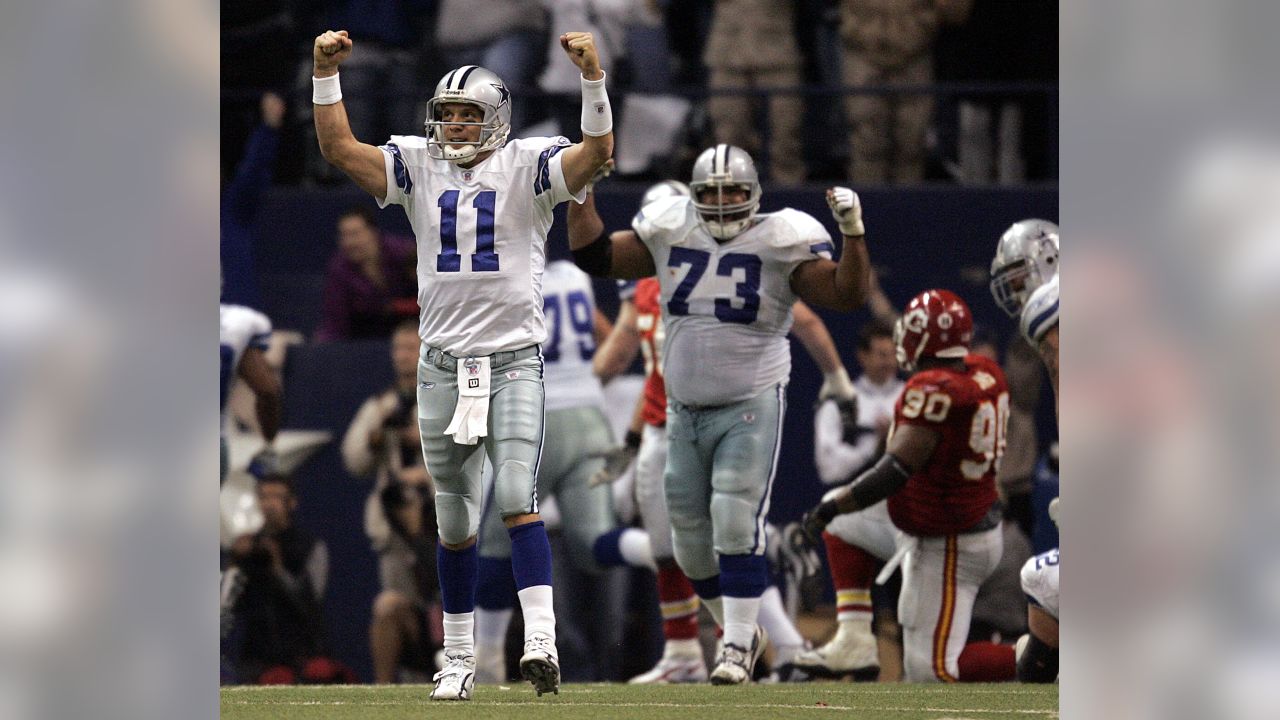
252,183,1057,681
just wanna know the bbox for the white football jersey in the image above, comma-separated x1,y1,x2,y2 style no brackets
633,197,834,406
219,303,272,423
1020,548,1060,619
540,260,605,412
377,135,587,357
814,374,905,484
1020,273,1059,345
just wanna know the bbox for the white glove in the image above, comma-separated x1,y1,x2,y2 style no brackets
584,158,615,194
588,444,638,487
827,186,865,236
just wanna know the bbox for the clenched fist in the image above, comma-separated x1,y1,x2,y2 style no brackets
560,32,602,81
313,30,353,76
826,186,865,237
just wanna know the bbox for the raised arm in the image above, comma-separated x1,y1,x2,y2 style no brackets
312,30,389,201
555,32,615,195
568,190,656,279
594,299,642,383
237,347,282,444
790,187,872,312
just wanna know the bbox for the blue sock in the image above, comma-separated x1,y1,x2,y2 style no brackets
690,574,722,601
507,520,553,590
592,527,627,568
475,555,517,610
437,542,478,614
719,553,769,598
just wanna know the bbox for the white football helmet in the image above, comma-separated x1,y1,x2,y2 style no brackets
640,179,691,208
989,219,1060,317
690,144,761,240
424,65,512,163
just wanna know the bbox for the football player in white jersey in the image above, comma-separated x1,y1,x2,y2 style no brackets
218,304,281,484
990,220,1060,682
567,144,872,683
311,28,614,700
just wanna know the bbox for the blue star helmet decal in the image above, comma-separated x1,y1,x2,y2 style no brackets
491,83,510,107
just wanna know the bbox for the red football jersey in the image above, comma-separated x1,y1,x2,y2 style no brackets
634,277,667,427
886,354,1010,536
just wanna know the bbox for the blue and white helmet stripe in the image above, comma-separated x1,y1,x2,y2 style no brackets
1020,274,1059,344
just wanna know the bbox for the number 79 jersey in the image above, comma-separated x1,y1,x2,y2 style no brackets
633,197,834,407
887,354,1010,536
377,134,586,357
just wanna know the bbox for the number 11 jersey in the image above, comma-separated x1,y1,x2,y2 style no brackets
377,135,586,356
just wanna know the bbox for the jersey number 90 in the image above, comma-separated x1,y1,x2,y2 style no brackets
901,388,1010,481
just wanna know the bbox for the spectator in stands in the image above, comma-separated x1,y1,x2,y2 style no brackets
221,93,286,309
315,206,417,342
342,320,443,682
226,475,351,684
434,0,547,132
703,0,807,185
839,0,971,184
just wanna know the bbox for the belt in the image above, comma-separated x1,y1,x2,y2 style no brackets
423,345,539,372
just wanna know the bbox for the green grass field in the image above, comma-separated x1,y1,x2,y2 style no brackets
221,682,1058,720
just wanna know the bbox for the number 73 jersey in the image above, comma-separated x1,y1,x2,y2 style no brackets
633,197,835,407
887,354,1010,536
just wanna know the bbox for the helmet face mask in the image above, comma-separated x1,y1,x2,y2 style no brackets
424,66,512,163
989,219,1060,317
690,145,761,241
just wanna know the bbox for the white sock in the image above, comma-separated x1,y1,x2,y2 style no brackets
666,637,702,658
619,528,656,570
722,595,761,651
758,585,805,663
443,611,475,654
699,594,725,628
517,585,556,641
475,606,513,660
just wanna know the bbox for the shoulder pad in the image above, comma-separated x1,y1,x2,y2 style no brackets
1020,274,1060,344
633,196,692,239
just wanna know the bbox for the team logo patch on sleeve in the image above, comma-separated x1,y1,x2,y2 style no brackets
381,143,413,195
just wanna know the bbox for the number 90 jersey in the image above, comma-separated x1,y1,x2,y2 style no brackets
377,134,586,357
633,196,834,407
887,354,1010,536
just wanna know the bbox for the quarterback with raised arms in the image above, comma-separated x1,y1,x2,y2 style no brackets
311,27,613,701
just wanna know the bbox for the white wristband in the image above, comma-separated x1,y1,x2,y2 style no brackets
580,71,612,137
313,73,342,105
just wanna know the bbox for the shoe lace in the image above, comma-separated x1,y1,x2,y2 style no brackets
719,643,749,668
433,650,473,682
527,634,555,655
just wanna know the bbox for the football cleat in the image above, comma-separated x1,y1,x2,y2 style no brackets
710,625,768,685
519,632,560,696
628,640,708,684
792,620,879,679
430,649,476,701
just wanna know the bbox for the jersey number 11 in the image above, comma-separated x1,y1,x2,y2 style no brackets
437,190,499,273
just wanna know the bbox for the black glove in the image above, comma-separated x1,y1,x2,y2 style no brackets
833,396,860,445
800,499,840,547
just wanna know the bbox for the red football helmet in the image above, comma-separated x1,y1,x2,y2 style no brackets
894,289,974,372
